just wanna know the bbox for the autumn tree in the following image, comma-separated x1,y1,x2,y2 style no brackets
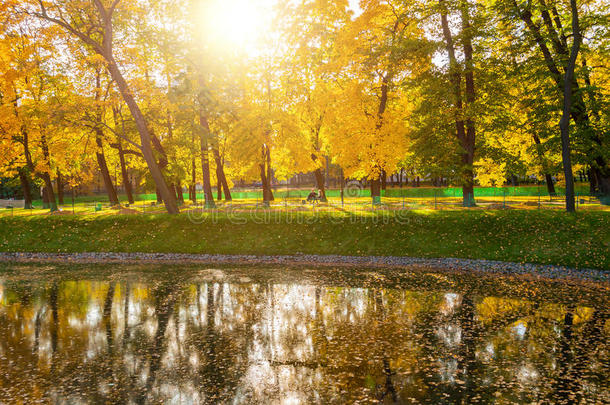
29,0,179,213
328,0,429,199
276,0,352,202
0,19,86,211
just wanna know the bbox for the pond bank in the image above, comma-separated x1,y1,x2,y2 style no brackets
1,252,608,284
1,211,609,270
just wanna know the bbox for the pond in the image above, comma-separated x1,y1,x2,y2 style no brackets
0,263,608,404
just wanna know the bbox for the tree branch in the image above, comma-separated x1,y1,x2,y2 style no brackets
538,0,568,57
511,0,563,89
33,0,104,55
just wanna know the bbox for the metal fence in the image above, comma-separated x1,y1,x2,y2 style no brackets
0,186,607,218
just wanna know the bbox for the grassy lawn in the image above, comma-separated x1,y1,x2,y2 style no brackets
0,210,608,269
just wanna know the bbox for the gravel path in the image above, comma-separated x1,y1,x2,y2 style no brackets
0,252,608,283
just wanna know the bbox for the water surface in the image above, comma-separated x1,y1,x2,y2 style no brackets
0,263,608,404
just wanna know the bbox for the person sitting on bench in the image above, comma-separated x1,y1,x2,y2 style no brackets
306,189,318,203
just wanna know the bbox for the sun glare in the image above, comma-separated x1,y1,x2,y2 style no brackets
200,0,269,53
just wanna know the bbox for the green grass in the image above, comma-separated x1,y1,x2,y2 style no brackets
0,210,608,269
31,183,592,205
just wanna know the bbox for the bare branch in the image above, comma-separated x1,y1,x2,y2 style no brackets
97,120,143,151
108,143,142,157
92,0,108,24
32,0,104,55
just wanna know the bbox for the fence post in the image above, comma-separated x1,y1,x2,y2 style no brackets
434,189,437,209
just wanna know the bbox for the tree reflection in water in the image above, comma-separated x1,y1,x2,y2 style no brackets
0,264,608,404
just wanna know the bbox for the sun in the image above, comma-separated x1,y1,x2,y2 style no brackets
199,0,269,53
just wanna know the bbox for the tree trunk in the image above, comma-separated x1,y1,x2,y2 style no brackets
150,133,169,170
581,59,610,195
92,71,120,207
207,130,232,201
558,0,581,213
371,176,381,198
198,113,215,208
42,172,57,212
311,153,327,202
588,168,598,194
95,131,120,206
532,134,557,195
595,168,610,197
370,67,391,203
544,174,556,196
381,169,387,191
461,1,476,206
56,170,64,205
462,180,474,207
20,126,37,209
150,132,170,204
113,108,135,204
190,131,197,203
313,168,327,202
266,145,274,201
18,168,33,209
104,57,178,214
260,144,274,203
191,158,197,204
259,163,270,203
117,143,134,204
212,146,232,201
11,97,34,209
440,0,476,207
39,134,57,211
175,183,184,204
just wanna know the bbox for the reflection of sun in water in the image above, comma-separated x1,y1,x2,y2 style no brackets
200,0,269,52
